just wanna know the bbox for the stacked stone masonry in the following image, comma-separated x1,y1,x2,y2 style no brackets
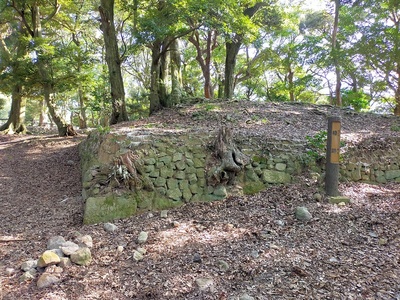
79,130,400,224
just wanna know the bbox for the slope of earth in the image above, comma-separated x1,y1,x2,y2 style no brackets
0,102,399,300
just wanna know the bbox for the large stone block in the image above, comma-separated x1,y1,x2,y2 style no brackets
261,170,291,184
83,195,137,224
385,169,400,180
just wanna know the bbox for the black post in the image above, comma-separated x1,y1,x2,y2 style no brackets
325,116,341,196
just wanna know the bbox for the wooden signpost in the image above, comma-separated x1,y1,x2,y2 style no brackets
325,117,341,196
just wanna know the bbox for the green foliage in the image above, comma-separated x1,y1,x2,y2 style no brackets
341,89,369,111
0,96,6,112
97,125,111,134
305,130,327,161
391,124,400,132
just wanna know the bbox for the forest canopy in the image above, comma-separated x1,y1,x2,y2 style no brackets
0,0,399,135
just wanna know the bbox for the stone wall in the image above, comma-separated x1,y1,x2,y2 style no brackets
79,130,400,224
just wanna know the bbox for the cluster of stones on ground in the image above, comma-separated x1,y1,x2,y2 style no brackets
15,234,92,288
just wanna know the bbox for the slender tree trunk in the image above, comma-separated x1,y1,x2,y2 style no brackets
332,0,342,107
224,40,241,99
223,3,265,99
150,41,162,114
39,99,45,126
159,48,169,107
188,30,216,99
170,39,182,104
395,66,400,115
78,87,87,129
99,0,128,124
288,67,295,102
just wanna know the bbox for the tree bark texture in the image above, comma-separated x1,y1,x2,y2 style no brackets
332,0,342,107
0,23,27,134
150,41,163,114
170,39,183,104
189,30,217,99
99,0,129,124
224,40,241,99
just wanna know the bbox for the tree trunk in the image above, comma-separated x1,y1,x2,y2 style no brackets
0,84,27,134
223,3,265,100
0,33,26,133
224,40,241,99
188,30,217,99
288,67,295,102
39,99,45,126
78,87,87,129
159,47,169,107
99,0,128,124
150,41,162,114
395,67,400,115
332,0,342,107
210,126,248,185
170,39,182,104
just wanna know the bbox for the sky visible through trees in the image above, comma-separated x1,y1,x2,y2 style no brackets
0,0,399,134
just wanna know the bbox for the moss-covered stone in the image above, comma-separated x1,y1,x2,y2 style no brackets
167,188,182,201
329,196,351,204
175,171,186,180
160,166,174,178
83,194,137,224
182,188,193,202
175,160,186,170
172,153,183,162
159,155,172,164
261,170,291,184
213,185,227,197
193,158,205,168
154,177,167,187
252,156,267,164
243,181,265,195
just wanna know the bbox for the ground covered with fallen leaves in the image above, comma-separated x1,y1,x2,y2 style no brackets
0,102,399,299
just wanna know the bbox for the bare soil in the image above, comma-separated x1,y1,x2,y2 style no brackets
0,102,399,299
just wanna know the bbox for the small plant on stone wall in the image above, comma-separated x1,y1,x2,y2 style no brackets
97,125,111,134
305,130,328,161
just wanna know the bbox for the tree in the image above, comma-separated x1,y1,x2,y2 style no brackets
0,19,28,134
99,0,129,124
224,1,280,99
356,0,400,115
331,0,342,106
